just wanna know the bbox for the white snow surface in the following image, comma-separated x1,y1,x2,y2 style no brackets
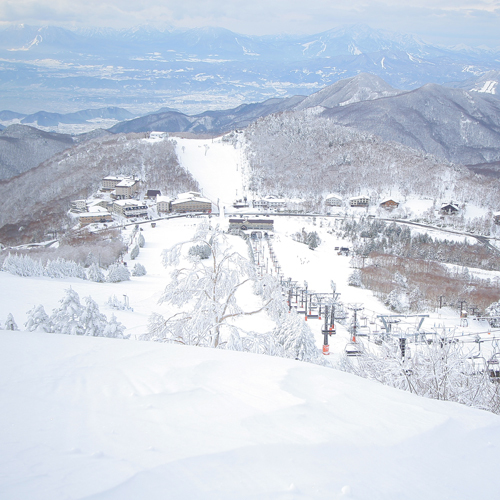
1,331,500,500
174,136,247,210
2,137,500,498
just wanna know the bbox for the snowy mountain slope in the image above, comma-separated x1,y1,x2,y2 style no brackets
1,328,500,500
0,124,74,180
293,73,402,110
321,83,500,165
108,96,306,135
447,70,500,99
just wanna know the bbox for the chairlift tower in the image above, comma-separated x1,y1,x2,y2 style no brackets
347,303,364,342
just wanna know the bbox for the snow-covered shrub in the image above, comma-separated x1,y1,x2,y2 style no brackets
25,305,51,332
132,263,147,276
106,263,131,282
130,244,139,260
4,313,19,331
138,233,145,248
87,262,105,282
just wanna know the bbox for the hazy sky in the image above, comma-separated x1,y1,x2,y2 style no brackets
1,0,499,47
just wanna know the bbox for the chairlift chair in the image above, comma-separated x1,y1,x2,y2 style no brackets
345,342,363,357
487,353,500,381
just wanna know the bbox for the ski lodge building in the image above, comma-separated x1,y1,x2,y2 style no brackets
171,192,212,213
229,218,274,233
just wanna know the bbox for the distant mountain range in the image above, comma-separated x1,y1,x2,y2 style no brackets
0,107,135,127
0,23,499,114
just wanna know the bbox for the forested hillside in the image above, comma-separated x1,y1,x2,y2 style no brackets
0,125,74,180
245,111,500,209
0,134,198,245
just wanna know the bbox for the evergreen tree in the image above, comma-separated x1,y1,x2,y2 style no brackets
50,288,84,335
307,231,321,250
138,233,145,248
4,313,19,331
87,262,105,282
106,263,131,282
130,244,139,260
81,296,108,336
103,314,126,339
132,263,147,276
25,305,51,332
273,311,320,363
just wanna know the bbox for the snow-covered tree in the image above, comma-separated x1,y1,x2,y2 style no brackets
4,313,19,331
106,263,131,282
130,244,139,260
348,269,362,287
2,254,44,277
102,313,126,339
385,289,409,313
148,222,274,347
307,231,321,250
138,233,145,248
45,258,86,279
188,243,211,260
486,301,500,327
80,296,108,336
87,262,105,282
273,310,320,362
25,305,51,332
49,288,84,335
339,334,500,413
132,263,147,276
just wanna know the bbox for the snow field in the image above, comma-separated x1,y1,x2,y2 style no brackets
1,330,500,499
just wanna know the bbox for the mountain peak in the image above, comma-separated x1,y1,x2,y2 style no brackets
294,72,401,111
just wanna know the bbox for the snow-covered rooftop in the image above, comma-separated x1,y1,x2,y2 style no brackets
116,178,138,188
114,199,144,207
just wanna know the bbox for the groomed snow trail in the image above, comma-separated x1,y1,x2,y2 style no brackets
174,136,247,212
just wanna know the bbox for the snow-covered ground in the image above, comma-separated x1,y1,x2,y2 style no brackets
2,136,500,498
174,135,247,210
2,330,500,500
